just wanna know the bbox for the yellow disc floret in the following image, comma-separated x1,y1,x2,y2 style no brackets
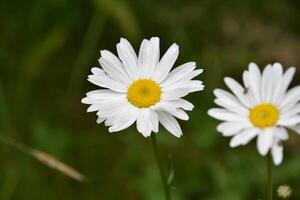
249,104,279,128
127,79,161,108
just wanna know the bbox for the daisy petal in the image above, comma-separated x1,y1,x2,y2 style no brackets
157,111,182,137
279,86,300,110
272,63,283,79
161,62,196,87
275,127,289,140
261,64,272,102
108,108,137,132
271,140,283,166
247,62,262,103
116,38,138,80
88,74,127,92
85,89,124,100
152,44,179,83
161,89,190,100
185,80,204,92
138,37,160,78
267,63,283,102
278,116,300,126
230,129,258,147
162,79,204,93
224,77,253,108
257,129,274,156
153,101,189,120
150,110,159,133
217,121,252,136
96,100,130,118
99,50,131,84
108,116,136,133
137,109,152,137
166,99,194,111
214,89,248,116
272,67,296,105
96,117,105,124
280,103,300,117
208,108,247,121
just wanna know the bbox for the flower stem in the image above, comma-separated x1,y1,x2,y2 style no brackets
150,134,171,200
267,153,273,200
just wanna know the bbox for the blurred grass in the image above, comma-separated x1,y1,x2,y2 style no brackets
1,0,300,199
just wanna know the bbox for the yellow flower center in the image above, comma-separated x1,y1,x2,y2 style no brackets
249,104,279,128
127,79,161,108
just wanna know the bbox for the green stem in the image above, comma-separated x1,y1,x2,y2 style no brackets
150,134,171,200
267,153,273,200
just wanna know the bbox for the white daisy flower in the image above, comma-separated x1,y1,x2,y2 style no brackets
208,63,300,165
82,37,204,137
277,185,292,199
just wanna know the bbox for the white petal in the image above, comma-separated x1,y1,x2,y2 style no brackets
185,80,204,92
224,77,253,108
91,67,104,75
186,69,203,80
230,129,258,147
88,74,127,92
242,71,257,105
270,63,283,97
161,88,189,100
85,89,124,100
162,79,204,93
136,109,152,137
82,93,125,105
99,50,131,84
247,62,262,103
257,129,274,156
277,116,300,126
161,62,197,87
116,38,138,80
213,89,249,116
217,121,252,136
271,140,283,165
96,117,105,124
275,127,289,140
150,110,159,133
153,101,189,120
280,103,300,118
157,111,182,137
243,70,250,88
81,97,94,104
96,100,130,118
87,99,126,113
152,44,179,83
261,64,273,102
166,99,194,111
272,63,283,80
108,107,138,132
272,67,296,105
279,86,300,110
208,108,247,122
138,37,160,78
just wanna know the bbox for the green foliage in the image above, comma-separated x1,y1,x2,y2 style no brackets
0,0,300,199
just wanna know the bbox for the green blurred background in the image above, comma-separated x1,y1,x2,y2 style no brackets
1,0,300,199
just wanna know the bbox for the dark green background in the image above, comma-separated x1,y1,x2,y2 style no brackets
1,0,300,199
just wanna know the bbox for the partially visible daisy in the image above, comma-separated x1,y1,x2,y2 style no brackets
82,37,204,137
208,63,300,165
277,185,292,199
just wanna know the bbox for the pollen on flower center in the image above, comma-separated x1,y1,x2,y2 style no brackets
249,104,279,128
127,79,161,108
